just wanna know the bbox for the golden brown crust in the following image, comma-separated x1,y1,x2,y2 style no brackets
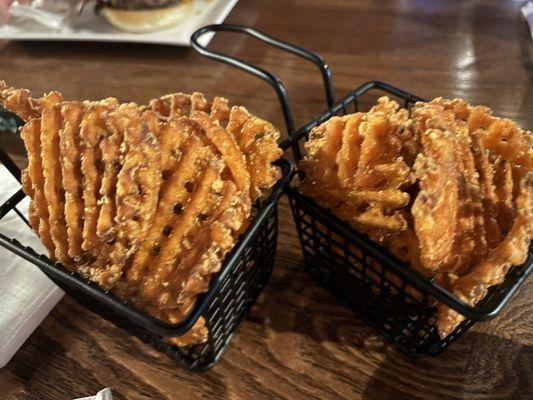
412,129,460,273
40,92,71,266
140,163,222,303
91,104,162,288
10,83,282,346
437,173,533,338
300,99,413,242
0,81,40,121
299,95,532,340
20,119,55,256
123,134,208,290
471,131,501,249
79,99,119,255
59,102,85,260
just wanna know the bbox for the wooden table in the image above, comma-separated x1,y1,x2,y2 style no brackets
1,1,532,399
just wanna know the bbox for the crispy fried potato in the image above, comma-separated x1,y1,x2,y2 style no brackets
190,92,211,117
140,163,222,302
96,106,122,243
92,104,162,288
482,119,533,189
493,158,516,235
301,102,413,241
194,115,251,206
471,131,501,249
336,113,363,186
452,123,487,273
178,180,246,304
234,113,282,200
148,93,191,118
210,96,230,125
412,129,460,273
79,99,119,254
59,102,85,260
20,119,55,255
40,92,71,265
10,83,283,346
0,81,40,121
124,134,211,289
299,95,532,340
437,173,533,338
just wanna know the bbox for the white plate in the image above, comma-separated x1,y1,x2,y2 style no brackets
0,0,238,47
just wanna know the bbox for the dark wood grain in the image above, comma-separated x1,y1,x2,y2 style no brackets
1,1,532,399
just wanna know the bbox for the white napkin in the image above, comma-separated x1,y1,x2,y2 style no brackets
75,388,114,400
0,164,64,368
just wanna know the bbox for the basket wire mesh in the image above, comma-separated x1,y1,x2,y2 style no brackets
0,102,293,371
191,24,533,358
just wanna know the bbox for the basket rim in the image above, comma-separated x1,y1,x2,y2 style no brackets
281,80,532,322
0,155,294,337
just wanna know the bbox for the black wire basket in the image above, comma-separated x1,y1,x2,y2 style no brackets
0,102,293,371
191,24,533,358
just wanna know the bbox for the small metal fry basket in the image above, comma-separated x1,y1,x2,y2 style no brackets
191,24,533,358
0,110,293,371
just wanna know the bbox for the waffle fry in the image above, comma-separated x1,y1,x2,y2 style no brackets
40,92,72,266
92,104,162,288
178,180,246,304
301,116,359,209
437,173,533,338
304,115,344,190
79,99,119,255
301,100,413,239
158,117,191,172
166,318,208,347
336,113,363,186
140,162,223,302
453,124,488,273
8,82,282,346
21,169,40,235
482,119,533,190
210,96,230,124
226,105,252,136
19,119,55,255
59,102,85,260
467,106,495,133
234,113,282,200
299,95,532,340
371,97,419,166
412,129,460,273
0,81,40,121
190,92,211,117
27,200,40,234
124,134,211,290
194,115,252,205
471,131,501,249
493,158,516,235
150,92,281,203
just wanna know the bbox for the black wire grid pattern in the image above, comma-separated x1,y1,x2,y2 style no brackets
285,83,533,358
0,23,531,370
0,102,290,370
47,204,278,371
189,24,531,358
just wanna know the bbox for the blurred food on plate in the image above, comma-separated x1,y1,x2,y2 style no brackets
0,0,197,33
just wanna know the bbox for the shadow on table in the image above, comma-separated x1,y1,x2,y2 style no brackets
247,259,393,350
247,261,531,400
362,331,532,400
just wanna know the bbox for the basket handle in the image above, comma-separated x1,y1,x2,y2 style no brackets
190,24,335,159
